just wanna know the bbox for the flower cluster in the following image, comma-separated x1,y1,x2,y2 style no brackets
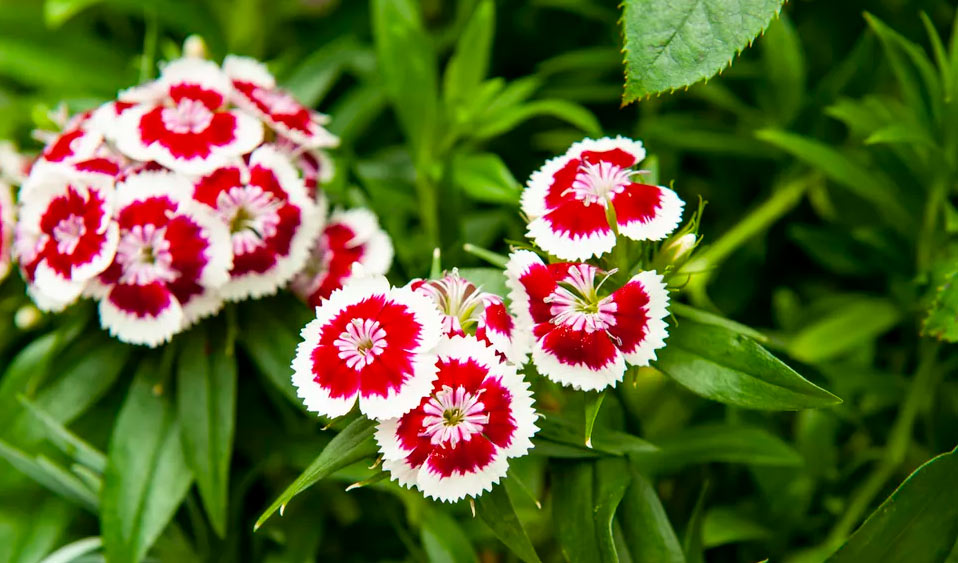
10,54,392,346
509,136,685,390
292,272,538,502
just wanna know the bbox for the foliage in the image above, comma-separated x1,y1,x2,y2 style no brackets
0,0,956,562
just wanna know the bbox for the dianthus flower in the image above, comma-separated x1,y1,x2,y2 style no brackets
505,250,670,390
521,136,684,261
290,208,393,307
410,270,529,365
291,274,441,419
375,335,537,502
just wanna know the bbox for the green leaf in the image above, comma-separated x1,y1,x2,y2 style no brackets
594,458,632,563
451,153,521,205
552,461,600,562
101,361,193,563
618,464,685,563
255,417,378,530
634,425,802,475
239,300,307,409
421,507,478,563
176,327,237,538
788,297,901,363
443,0,495,106
0,439,98,512
18,397,106,473
476,483,542,563
584,391,606,449
37,536,103,563
654,319,841,410
458,267,508,298
474,99,601,140
828,448,958,563
282,36,370,107
701,507,770,548
372,0,438,159
924,264,958,342
621,0,784,102
537,415,658,458
671,303,768,343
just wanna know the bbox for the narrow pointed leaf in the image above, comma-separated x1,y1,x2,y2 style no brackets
594,458,632,563
476,482,542,563
619,464,685,563
552,461,600,562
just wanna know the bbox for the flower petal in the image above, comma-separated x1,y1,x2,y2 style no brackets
99,281,184,347
608,270,670,366
526,199,615,261
532,323,626,391
613,183,684,241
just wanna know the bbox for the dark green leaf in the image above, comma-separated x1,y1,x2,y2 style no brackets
176,327,237,538
239,301,307,409
594,458,631,563
788,297,900,363
17,397,106,473
451,153,521,205
618,464,685,563
634,425,802,475
476,482,542,563
474,99,601,140
421,507,478,563
702,507,770,548
538,415,658,457
0,439,98,512
828,448,958,563
924,264,958,342
552,461,600,562
101,361,193,563
622,0,784,101
654,320,841,410
255,417,378,530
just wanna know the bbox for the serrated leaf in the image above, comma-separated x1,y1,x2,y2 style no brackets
255,417,378,530
622,0,785,102
101,361,193,563
476,483,541,563
176,326,237,538
654,319,841,410
828,448,958,563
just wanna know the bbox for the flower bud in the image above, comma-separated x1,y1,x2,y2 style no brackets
653,232,697,272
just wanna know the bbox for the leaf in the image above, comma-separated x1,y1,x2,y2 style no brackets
421,507,478,563
788,297,901,363
594,458,632,563
828,448,958,563
537,415,658,458
755,129,912,229
458,267,508,298
255,417,378,530
176,327,237,538
634,425,802,475
451,153,521,205
18,397,106,473
924,264,958,342
239,300,307,409
701,507,770,548
101,361,193,563
552,461,600,562
473,99,601,140
476,482,542,563
443,0,495,106
584,391,606,449
654,319,841,410
618,464,685,563
38,536,102,563
621,0,785,102
282,36,369,106
372,0,438,159
0,439,98,512
670,303,768,343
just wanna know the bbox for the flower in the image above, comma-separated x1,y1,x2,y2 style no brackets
223,55,339,150
14,164,118,311
192,144,323,300
96,170,232,347
290,208,393,307
291,274,441,419
114,57,264,175
375,335,537,502
411,270,529,365
521,136,684,261
505,250,670,391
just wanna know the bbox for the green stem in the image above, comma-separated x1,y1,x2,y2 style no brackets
824,340,941,549
916,179,946,274
414,172,440,254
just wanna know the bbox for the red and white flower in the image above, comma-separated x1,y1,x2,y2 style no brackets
411,270,529,365
114,57,263,175
375,335,537,502
14,165,118,311
290,208,393,307
505,250,670,391
223,55,339,150
275,135,334,200
291,274,441,420
521,136,684,261
192,145,322,300
96,170,232,347
0,180,14,282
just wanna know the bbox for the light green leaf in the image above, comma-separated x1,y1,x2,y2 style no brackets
176,327,237,538
788,297,901,363
537,415,658,458
101,361,193,563
38,536,102,563
828,448,958,563
421,508,478,563
702,508,770,548
476,482,542,563
255,417,378,530
618,464,685,563
654,320,841,410
622,0,784,102
474,99,601,140
451,153,521,205
584,391,606,449
444,0,495,106
457,267,508,298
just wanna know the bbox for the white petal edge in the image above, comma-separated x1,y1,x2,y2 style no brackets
98,289,184,348
615,185,685,242
504,249,544,331
565,135,646,167
526,215,616,262
619,270,671,367
222,54,276,89
532,334,626,391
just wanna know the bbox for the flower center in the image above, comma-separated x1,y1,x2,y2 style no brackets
546,264,617,333
115,223,178,285
334,318,388,371
52,214,87,255
215,185,282,255
420,385,489,448
568,161,635,207
162,99,214,134
253,87,300,115
420,270,485,334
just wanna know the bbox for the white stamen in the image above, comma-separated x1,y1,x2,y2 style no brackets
115,223,178,285
420,385,489,448
162,98,214,134
566,161,635,207
215,184,283,255
334,318,388,371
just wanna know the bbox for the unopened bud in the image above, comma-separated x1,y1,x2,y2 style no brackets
14,305,42,330
183,35,208,59
653,233,697,272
